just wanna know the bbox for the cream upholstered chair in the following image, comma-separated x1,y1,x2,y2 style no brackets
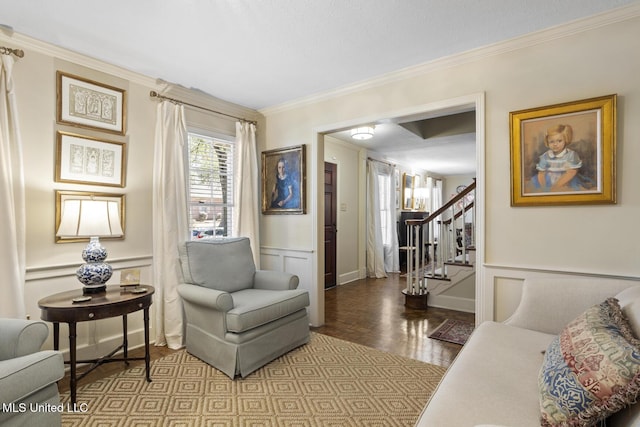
177,237,310,378
0,318,64,427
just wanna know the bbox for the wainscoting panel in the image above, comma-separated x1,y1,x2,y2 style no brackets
260,246,316,323
482,265,640,324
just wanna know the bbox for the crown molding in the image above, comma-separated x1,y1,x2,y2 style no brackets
259,3,640,117
0,30,161,89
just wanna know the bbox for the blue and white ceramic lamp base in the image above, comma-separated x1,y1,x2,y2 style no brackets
77,237,112,294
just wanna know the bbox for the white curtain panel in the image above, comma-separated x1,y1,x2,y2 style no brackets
366,160,395,278
387,168,400,272
152,101,188,349
233,121,260,267
0,55,26,318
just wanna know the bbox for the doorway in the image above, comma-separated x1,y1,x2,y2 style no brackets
324,162,338,289
315,93,485,326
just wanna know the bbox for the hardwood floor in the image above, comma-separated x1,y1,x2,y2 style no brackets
312,273,475,367
58,273,474,393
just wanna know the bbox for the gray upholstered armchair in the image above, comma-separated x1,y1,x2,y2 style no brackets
0,318,64,427
177,237,310,378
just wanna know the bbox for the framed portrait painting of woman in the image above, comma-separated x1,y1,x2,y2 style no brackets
509,94,616,206
262,145,306,214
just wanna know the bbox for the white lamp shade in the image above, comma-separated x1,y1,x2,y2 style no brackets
57,199,123,238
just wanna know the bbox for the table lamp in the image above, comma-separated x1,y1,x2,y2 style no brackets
56,199,123,293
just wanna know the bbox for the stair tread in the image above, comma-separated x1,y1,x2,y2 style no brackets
444,261,474,267
425,274,450,281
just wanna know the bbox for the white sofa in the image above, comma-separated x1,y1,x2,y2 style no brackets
416,278,640,427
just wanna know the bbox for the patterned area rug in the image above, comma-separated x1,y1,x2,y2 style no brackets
61,332,446,426
428,319,475,345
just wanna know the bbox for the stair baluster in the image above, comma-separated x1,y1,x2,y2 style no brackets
404,179,476,307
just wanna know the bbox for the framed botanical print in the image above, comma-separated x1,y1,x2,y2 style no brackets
262,145,306,214
55,131,126,187
509,94,616,206
57,71,126,135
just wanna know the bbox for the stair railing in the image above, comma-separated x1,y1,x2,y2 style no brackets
442,199,475,262
404,179,476,296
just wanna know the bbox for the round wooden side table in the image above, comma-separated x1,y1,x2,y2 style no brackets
38,285,154,405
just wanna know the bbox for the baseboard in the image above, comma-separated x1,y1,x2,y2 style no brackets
339,270,361,285
428,294,475,313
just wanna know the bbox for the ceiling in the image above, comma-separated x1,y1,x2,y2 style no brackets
0,0,636,174
327,109,477,175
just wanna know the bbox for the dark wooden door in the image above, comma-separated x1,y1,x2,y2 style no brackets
324,162,338,289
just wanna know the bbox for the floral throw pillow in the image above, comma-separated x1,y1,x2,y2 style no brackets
539,298,640,427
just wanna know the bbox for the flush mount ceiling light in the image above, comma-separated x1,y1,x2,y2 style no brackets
350,126,375,140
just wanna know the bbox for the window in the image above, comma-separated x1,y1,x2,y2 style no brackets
187,132,234,239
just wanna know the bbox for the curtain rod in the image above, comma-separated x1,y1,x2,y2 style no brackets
367,157,396,167
149,91,257,126
0,46,24,58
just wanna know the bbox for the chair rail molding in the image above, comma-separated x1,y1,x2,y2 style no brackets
26,255,153,282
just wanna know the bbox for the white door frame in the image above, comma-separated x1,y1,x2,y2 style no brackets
309,92,486,326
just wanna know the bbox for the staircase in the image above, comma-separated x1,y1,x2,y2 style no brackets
403,180,476,309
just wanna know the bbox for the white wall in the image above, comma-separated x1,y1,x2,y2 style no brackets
13,52,158,335
260,10,640,325
444,175,475,206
